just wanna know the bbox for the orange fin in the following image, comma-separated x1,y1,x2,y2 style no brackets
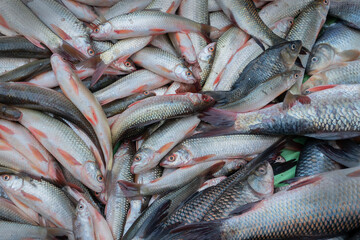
156,65,172,73
166,1,177,13
57,148,82,166
0,141,13,151
305,84,338,93
150,28,166,32
118,180,142,197
156,142,174,154
28,127,47,139
50,24,72,40
28,144,47,162
0,14,9,29
90,107,98,125
69,75,79,95
21,190,43,202
0,125,14,134
287,176,322,191
347,169,360,177
24,36,45,49
114,29,134,34
131,84,147,93
193,154,216,163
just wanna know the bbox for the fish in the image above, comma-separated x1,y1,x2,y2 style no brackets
118,160,224,197
0,197,38,225
131,47,196,84
209,12,233,40
18,108,105,193
202,85,360,140
208,0,221,12
0,103,22,121
90,10,218,40
197,176,227,192
170,165,360,240
202,27,249,91
169,32,197,64
329,0,360,30
61,0,99,22
72,0,120,7
0,36,51,58
74,199,96,240
213,159,248,178
215,0,285,46
0,58,51,82
145,0,182,13
150,34,179,56
161,134,279,168
295,139,342,177
0,0,84,60
106,141,134,239
111,93,215,145
307,22,360,74
51,54,113,171
0,174,75,231
132,116,201,174
194,42,217,86
24,0,95,58
94,69,171,105
302,60,360,93
0,58,37,76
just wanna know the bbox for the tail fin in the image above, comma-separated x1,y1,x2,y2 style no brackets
200,24,221,39
200,107,236,127
57,41,86,62
78,55,109,86
318,141,360,168
118,180,142,197
169,221,222,240
201,91,230,106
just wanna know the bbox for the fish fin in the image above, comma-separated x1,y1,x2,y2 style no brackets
283,92,311,110
95,13,107,24
318,142,360,168
0,124,14,134
347,169,360,177
92,58,110,86
57,41,86,61
138,200,172,238
24,35,46,49
272,159,297,175
118,180,142,197
200,24,220,38
50,24,72,40
193,154,216,163
20,190,43,202
169,221,223,240
338,49,360,61
305,84,338,93
253,37,265,51
286,175,323,191
57,148,82,166
46,228,73,239
201,91,229,105
127,98,146,108
156,142,175,154
200,108,236,127
229,200,262,216
205,161,226,175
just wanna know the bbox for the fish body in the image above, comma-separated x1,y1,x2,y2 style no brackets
329,0,360,30
0,36,51,58
0,58,36,76
61,0,98,22
0,103,22,121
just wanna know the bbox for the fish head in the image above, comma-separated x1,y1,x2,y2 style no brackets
50,53,74,76
111,59,136,72
247,162,274,196
271,17,294,36
280,40,302,67
306,44,335,75
161,147,192,168
75,199,91,217
284,69,305,88
74,38,96,59
81,161,105,193
0,174,23,192
198,42,217,63
93,190,107,204
91,22,113,39
131,148,156,174
174,64,197,83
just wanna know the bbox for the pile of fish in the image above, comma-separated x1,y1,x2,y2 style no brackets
0,0,360,239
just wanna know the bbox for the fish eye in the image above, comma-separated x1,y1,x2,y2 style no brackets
143,91,149,95
311,57,318,62
87,48,95,56
294,74,299,78
94,192,100,196
291,44,296,50
97,175,103,182
134,156,141,161
304,89,311,95
289,20,294,25
2,175,10,181
186,71,192,77
94,27,100,33
125,61,131,67
168,154,176,162
208,47,214,52
78,203,84,210
258,166,267,175
323,0,329,4
202,95,212,103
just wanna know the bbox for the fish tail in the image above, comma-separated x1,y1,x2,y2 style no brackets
78,55,109,86
202,91,230,106
318,141,360,168
118,180,142,198
46,227,73,239
200,107,237,127
200,24,221,39
169,221,222,240
48,162,66,186
56,41,86,62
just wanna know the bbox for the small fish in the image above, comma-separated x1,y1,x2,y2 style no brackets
74,199,96,240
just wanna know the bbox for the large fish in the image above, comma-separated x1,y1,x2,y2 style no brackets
170,165,360,240
329,0,360,30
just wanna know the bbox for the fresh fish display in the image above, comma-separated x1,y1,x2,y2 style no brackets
0,1,358,239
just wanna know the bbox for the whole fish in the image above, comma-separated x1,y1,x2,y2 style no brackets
295,139,342,177
61,0,98,22
51,54,113,171
74,199,96,240
219,69,303,112
118,161,224,197
207,40,302,106
0,58,36,76
24,0,95,58
132,116,201,174
203,85,360,140
215,17,294,91
0,174,75,231
111,93,215,145
131,47,196,84
215,0,285,46
90,10,218,40
0,0,84,60
0,221,71,240
0,103,22,121
307,22,360,74
161,134,279,168
94,69,171,105
202,27,249,91
150,34,179,56
0,36,51,58
103,91,155,117
329,0,360,30
203,161,274,221
18,108,105,193
0,58,51,82
302,60,360,93
209,12,232,40
0,82,100,150
106,141,134,240
170,166,360,240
